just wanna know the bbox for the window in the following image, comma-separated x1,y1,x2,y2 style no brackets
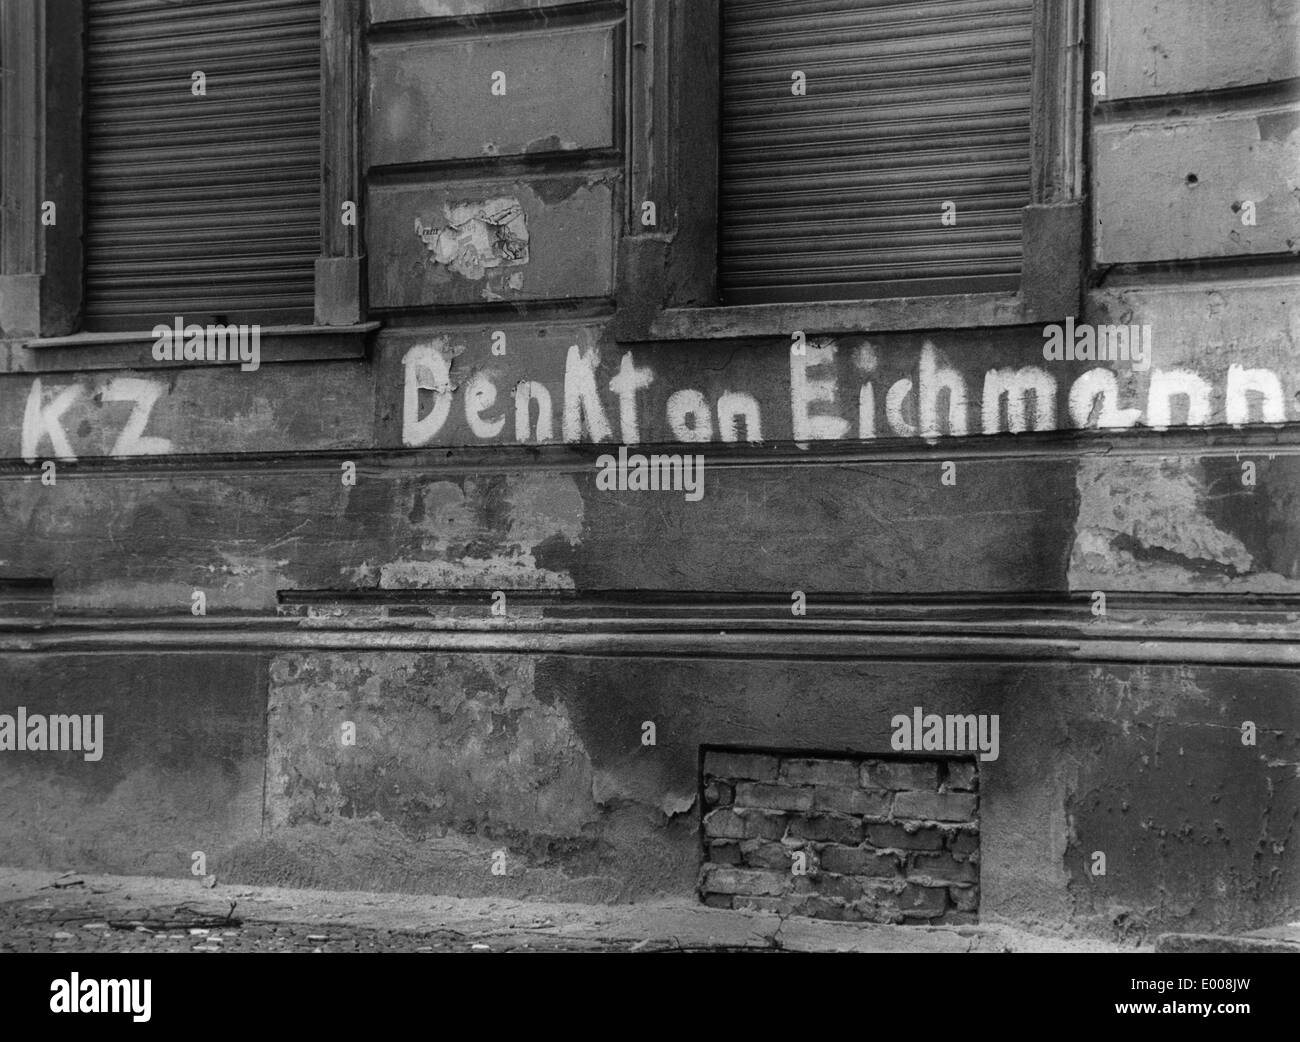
619,0,1085,340
83,0,322,331
718,0,1034,305
0,0,367,353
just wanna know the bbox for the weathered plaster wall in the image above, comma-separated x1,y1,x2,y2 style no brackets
1094,110,1300,263
0,655,265,877
1098,0,1298,97
0,0,1298,939
1057,0,1300,936
1066,663,1300,938
1092,0,1299,261
364,0,620,308
244,649,696,899
369,178,615,306
0,451,1078,611
367,26,616,163
1079,0,1300,595
2,362,373,459
1071,280,1300,592
4,647,1293,937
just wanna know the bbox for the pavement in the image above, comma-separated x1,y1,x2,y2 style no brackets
0,867,1161,953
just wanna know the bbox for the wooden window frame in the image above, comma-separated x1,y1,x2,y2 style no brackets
616,0,1086,342
0,0,375,368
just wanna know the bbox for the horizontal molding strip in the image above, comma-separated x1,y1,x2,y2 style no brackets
1095,254,1300,288
1,604,1297,664
1091,77,1300,124
639,292,1027,340
279,586,1300,617
4,424,1300,477
0,629,1295,665
372,296,614,325
8,322,378,374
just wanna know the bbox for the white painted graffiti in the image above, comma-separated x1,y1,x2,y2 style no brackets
402,339,1290,447
21,377,173,462
14,337,1287,462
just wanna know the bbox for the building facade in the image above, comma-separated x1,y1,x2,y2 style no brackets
0,0,1298,937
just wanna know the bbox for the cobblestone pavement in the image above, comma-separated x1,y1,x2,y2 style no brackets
0,868,1144,954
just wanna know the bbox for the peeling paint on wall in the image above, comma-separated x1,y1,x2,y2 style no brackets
1070,456,1300,591
414,198,529,281
258,651,644,896
267,652,600,836
1073,448,1300,596
346,472,583,590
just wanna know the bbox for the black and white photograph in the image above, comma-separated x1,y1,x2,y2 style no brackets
0,0,1297,1019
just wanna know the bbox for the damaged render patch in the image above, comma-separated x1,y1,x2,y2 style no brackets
414,197,529,281
1068,456,1300,591
378,557,574,589
1085,663,1212,722
266,652,598,837
352,472,582,590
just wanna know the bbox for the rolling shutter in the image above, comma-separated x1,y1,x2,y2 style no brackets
84,0,321,331
719,0,1034,304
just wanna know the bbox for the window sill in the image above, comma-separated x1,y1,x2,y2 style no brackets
5,322,380,373
624,292,1039,343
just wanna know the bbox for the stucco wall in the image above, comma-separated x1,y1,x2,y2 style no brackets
0,0,1297,938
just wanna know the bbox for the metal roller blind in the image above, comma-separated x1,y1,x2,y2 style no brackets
719,0,1034,304
84,0,321,331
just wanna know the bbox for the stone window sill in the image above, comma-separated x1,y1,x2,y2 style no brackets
5,322,381,373
621,293,1039,343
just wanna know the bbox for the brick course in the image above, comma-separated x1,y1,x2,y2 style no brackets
703,779,735,807
867,823,945,851
906,852,980,885
704,807,788,840
945,762,979,791
819,845,900,877
788,814,863,845
700,866,787,897
740,838,798,871
734,781,815,813
862,760,940,791
948,830,980,857
700,750,980,925
892,791,978,822
704,750,780,782
781,758,860,788
901,883,948,919
813,786,892,816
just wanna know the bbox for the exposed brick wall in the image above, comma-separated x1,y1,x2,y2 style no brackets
699,750,979,924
